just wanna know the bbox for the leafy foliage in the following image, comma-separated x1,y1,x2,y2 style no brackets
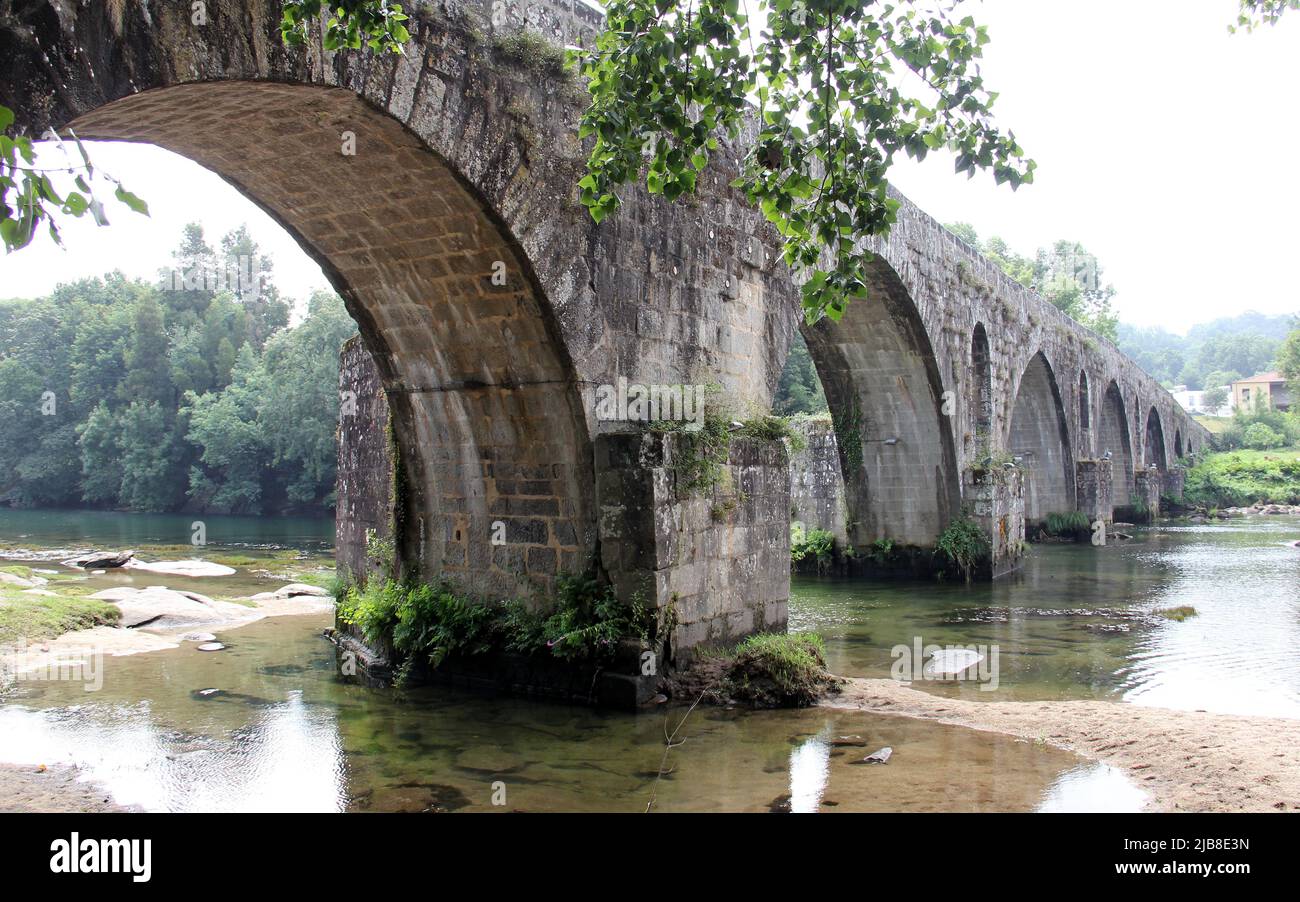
575,0,1033,323
1231,0,1299,32
1183,448,1300,507
0,224,357,513
934,514,989,581
1044,510,1090,539
336,574,656,677
281,0,411,53
789,523,835,571
0,105,148,254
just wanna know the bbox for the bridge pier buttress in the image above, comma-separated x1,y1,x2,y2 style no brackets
337,344,792,689
1075,459,1114,525
962,466,1026,579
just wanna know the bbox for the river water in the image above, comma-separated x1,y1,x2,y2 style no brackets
2,509,1296,812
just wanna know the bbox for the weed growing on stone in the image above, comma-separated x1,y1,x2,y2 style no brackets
934,516,990,582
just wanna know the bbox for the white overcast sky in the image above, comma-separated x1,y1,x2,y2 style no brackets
1,0,1296,332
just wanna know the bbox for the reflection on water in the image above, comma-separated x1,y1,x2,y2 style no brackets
0,614,1135,812
790,517,1300,717
6,512,1287,811
1036,763,1148,813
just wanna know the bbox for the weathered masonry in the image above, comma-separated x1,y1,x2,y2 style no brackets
4,0,1209,663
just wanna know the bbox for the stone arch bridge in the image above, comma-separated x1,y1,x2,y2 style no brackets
2,0,1208,656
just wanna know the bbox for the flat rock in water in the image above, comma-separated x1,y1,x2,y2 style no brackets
246,583,331,602
0,571,40,588
926,648,984,678
863,747,892,764
197,642,226,652
125,559,236,578
274,583,331,598
90,586,254,630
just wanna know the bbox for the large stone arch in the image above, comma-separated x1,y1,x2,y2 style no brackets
63,81,595,600
803,256,961,550
1145,407,1168,472
1099,381,1135,502
1007,352,1075,521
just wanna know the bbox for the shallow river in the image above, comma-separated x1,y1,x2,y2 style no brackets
2,509,1296,812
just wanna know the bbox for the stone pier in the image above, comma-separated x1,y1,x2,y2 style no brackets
1075,458,1114,525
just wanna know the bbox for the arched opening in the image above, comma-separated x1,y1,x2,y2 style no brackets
1007,352,1075,521
1145,408,1168,472
1099,381,1134,502
66,82,594,600
803,256,960,550
1175,429,1184,460
970,323,993,448
1077,370,1092,456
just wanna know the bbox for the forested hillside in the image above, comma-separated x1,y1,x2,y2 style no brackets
1117,312,1292,390
0,224,357,514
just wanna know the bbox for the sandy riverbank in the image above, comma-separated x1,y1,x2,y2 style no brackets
825,677,1300,812
0,763,137,813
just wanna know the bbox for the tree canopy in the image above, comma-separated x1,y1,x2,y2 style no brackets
947,224,1119,342
0,224,358,513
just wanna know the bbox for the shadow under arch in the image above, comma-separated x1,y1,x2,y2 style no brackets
66,81,595,600
1077,369,1092,458
1145,407,1168,472
1007,351,1075,521
969,322,993,448
1099,381,1134,502
1174,429,1184,460
802,255,961,550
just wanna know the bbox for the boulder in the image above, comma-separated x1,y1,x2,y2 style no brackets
89,586,255,631
65,550,135,569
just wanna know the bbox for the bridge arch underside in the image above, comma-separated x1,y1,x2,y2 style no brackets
804,258,960,549
1008,353,1075,522
1099,382,1135,503
69,82,594,600
1145,408,1168,472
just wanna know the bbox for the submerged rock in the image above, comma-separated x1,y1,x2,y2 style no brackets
862,747,892,764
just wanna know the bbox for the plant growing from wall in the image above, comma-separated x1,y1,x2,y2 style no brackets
1044,511,1090,540
337,573,664,682
830,395,863,475
934,515,989,582
790,525,835,572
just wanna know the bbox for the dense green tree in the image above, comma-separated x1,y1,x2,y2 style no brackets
256,291,357,505
0,223,359,514
184,344,271,513
773,331,828,416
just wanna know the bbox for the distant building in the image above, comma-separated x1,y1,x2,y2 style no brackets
1231,372,1291,412
1172,386,1233,417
